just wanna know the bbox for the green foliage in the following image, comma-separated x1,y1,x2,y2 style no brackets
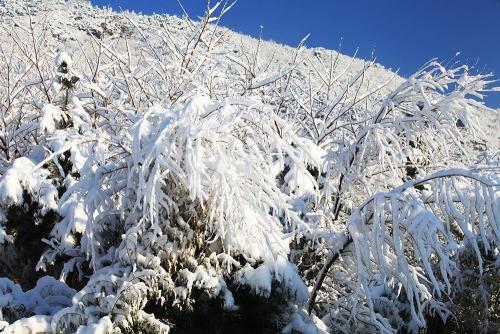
0,194,59,289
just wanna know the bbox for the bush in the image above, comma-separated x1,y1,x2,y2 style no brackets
0,1,498,333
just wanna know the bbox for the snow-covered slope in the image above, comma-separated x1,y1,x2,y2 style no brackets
0,0,401,99
3,0,495,151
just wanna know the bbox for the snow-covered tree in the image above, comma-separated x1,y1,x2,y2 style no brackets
0,1,498,333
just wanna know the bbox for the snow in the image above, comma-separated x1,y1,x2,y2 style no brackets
55,51,73,69
0,277,75,332
75,316,113,334
235,257,309,303
0,276,75,314
0,157,58,214
282,307,329,334
40,104,66,135
0,0,497,333
1,315,53,334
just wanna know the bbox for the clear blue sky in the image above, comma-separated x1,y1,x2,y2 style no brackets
91,0,500,108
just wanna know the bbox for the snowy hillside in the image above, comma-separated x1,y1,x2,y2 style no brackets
0,1,498,333
3,0,496,152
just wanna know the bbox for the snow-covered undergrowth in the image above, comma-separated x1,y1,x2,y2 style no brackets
0,1,499,333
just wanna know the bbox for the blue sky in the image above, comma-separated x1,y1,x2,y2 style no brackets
91,0,500,108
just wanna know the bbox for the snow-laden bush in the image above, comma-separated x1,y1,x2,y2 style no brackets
0,1,498,333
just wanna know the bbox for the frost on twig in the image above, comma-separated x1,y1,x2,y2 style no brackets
0,1,498,333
